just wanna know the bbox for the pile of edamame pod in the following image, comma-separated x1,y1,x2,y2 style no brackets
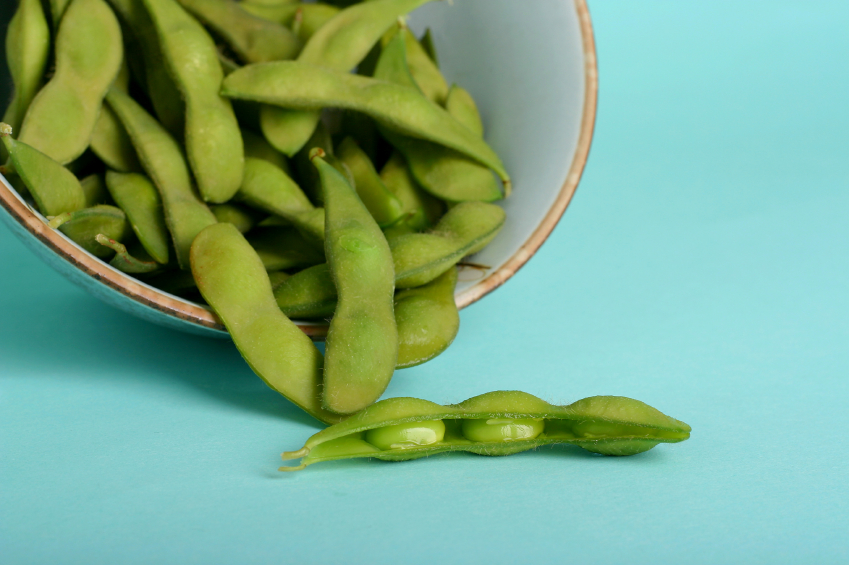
2,0,691,470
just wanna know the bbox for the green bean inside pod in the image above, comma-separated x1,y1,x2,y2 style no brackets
280,392,692,471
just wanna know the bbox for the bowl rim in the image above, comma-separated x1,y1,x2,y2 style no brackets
0,0,598,340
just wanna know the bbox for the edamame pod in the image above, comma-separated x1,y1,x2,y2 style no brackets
242,128,291,175
18,0,123,165
0,123,86,216
314,150,398,414
105,88,217,269
236,157,324,243
400,26,448,104
49,204,131,259
48,0,72,27
190,223,342,425
222,62,510,188
246,3,340,42
390,201,505,288
2,0,51,163
395,267,459,368
143,0,244,203
80,173,109,208
247,226,325,271
373,28,503,202
95,234,160,274
336,137,405,228
257,0,437,156
105,0,185,138
380,152,442,232
177,0,301,63
105,171,170,264
445,84,484,137
90,104,143,173
210,203,259,234
281,392,691,470
273,263,336,319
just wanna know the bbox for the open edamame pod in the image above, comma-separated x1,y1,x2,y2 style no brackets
313,149,398,415
390,201,505,288
395,267,459,368
143,0,244,203
2,0,51,163
177,0,301,63
222,62,510,189
0,123,86,216
18,0,123,165
281,391,692,471
105,171,170,265
191,223,342,425
105,88,217,270
257,0,438,156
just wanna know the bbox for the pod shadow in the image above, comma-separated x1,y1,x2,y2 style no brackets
0,287,319,427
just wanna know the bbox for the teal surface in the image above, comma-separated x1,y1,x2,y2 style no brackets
2,1,848,563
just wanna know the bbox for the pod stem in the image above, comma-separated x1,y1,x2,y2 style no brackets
281,448,310,461
278,464,307,472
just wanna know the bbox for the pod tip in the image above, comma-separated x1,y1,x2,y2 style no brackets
309,147,326,161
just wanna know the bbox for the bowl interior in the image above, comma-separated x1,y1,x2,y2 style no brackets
0,0,595,338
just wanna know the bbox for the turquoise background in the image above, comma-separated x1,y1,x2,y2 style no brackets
2,1,848,563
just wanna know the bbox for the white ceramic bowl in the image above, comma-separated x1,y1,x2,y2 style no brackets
0,0,597,338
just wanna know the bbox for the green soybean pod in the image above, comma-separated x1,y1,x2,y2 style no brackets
445,84,484,137
395,267,459,369
222,62,510,188
373,29,503,202
210,203,259,234
0,124,86,216
273,263,336,319
190,223,342,425
80,173,109,207
258,0,436,156
314,150,398,415
380,152,443,231
105,87,217,269
48,0,72,27
105,171,170,264
336,137,405,228
2,0,51,163
280,391,692,471
95,234,160,274
90,106,143,174
247,226,325,271
143,0,244,203
390,201,505,288
242,128,291,175
177,0,301,63
48,204,131,258
236,157,324,243
400,26,448,105
419,28,438,66
105,0,185,138
18,0,123,165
